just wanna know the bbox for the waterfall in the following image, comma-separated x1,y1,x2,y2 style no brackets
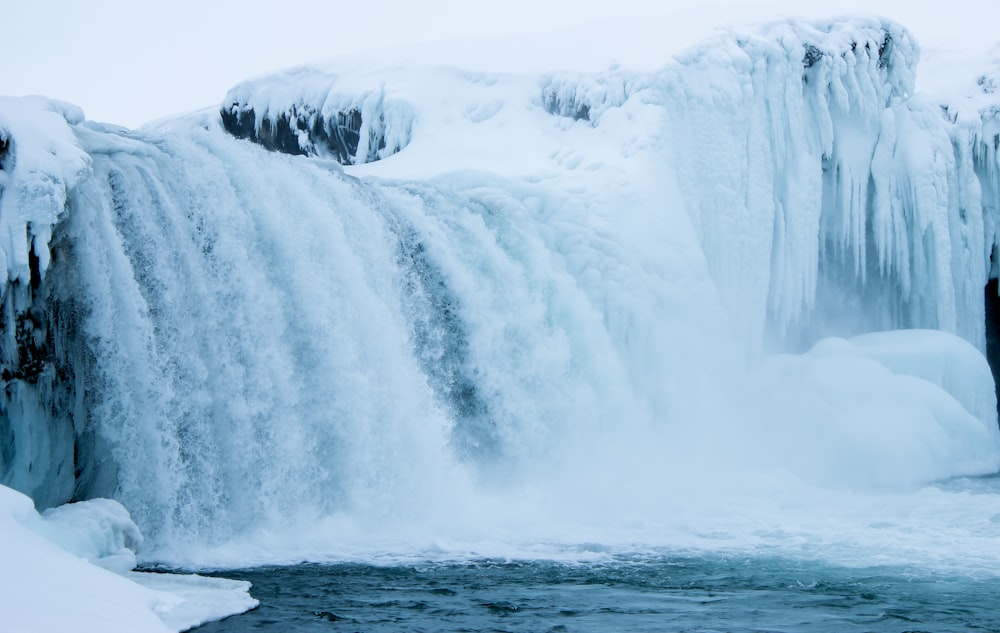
1,17,999,564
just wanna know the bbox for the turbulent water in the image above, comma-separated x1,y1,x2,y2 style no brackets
179,474,1000,631
190,556,1000,632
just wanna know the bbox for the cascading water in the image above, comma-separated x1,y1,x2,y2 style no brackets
28,116,702,556
2,17,1000,576
55,127,473,548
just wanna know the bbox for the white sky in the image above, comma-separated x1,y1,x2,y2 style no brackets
4,0,998,128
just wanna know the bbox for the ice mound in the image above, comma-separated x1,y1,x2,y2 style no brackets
748,330,1000,487
0,484,257,632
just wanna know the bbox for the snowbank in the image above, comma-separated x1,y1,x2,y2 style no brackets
0,485,257,632
845,329,998,429
748,330,1000,487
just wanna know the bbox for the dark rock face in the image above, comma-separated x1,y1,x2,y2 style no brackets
1,305,48,384
220,106,309,156
0,126,90,509
986,279,1000,420
803,33,893,82
980,121,1000,423
802,44,824,69
220,103,400,165
541,88,591,122
981,74,998,96
0,241,81,508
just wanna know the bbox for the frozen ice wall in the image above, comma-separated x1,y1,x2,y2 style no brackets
0,97,90,508
1,16,999,566
663,19,993,355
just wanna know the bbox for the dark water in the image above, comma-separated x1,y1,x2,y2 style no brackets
190,556,1000,632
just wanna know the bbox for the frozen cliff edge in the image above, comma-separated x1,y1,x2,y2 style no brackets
216,19,1000,358
660,19,1000,356
0,97,90,509
220,67,415,164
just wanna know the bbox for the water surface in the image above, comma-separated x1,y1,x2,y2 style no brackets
192,555,1000,632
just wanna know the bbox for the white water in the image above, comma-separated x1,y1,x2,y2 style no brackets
3,17,1000,588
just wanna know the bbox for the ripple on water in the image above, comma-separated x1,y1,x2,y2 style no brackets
188,555,1000,632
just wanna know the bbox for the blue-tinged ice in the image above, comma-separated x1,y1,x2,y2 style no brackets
2,16,1000,632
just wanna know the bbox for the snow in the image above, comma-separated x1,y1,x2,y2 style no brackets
1,6,1000,632
846,329,999,431
0,96,89,286
217,15,997,354
0,485,257,632
748,331,1000,487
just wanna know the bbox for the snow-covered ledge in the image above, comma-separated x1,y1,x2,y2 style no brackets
0,484,256,632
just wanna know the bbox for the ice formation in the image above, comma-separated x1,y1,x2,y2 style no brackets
2,13,1000,633
749,330,999,487
0,97,91,509
220,67,415,164
0,485,256,632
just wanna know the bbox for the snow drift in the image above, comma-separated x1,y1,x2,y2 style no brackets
0,485,256,632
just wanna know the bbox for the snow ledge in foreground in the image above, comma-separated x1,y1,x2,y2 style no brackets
0,484,257,633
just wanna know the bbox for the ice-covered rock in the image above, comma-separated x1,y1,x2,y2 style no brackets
220,67,414,164
0,96,90,285
0,97,93,510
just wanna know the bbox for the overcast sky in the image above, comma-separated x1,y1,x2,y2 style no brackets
5,0,998,128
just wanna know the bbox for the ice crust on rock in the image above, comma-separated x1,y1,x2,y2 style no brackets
0,97,93,510
0,96,89,286
220,67,415,164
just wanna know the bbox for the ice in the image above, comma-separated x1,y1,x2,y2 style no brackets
844,329,999,431
748,333,1000,487
125,572,260,632
34,497,144,573
0,96,89,285
0,484,256,632
220,67,415,164
0,97,93,510
1,11,1000,633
